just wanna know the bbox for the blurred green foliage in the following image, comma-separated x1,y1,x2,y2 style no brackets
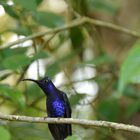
0,0,140,140
0,126,11,140
118,41,140,93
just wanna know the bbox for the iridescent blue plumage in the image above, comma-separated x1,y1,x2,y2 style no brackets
51,99,65,117
23,77,72,140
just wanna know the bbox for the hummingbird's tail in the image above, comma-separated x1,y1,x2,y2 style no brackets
48,124,71,140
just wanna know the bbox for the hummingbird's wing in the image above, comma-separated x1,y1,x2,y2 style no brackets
61,92,71,118
61,92,72,136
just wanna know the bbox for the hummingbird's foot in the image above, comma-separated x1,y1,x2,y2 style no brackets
57,117,62,120
44,116,48,120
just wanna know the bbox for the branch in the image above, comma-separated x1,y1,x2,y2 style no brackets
2,18,86,48
85,17,140,37
0,114,140,134
1,17,140,48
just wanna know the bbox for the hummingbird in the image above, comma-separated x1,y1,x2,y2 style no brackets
23,77,72,140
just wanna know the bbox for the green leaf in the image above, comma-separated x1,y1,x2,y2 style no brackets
0,126,11,140
0,47,28,59
0,47,28,70
14,0,37,11
118,41,140,93
0,84,26,109
32,51,49,61
3,4,19,19
2,54,31,71
11,26,32,36
32,11,64,28
69,27,84,48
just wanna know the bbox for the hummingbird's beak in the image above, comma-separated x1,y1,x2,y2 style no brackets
22,78,39,84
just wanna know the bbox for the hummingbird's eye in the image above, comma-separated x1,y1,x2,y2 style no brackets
45,77,50,83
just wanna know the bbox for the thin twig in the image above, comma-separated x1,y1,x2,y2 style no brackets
85,17,140,37
1,17,140,49
58,77,96,88
0,114,140,134
42,33,57,49
33,41,40,79
63,68,79,95
1,18,86,48
15,65,30,85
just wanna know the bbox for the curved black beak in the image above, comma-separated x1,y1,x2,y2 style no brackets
22,78,39,84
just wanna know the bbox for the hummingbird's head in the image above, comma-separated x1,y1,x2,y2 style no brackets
22,76,56,95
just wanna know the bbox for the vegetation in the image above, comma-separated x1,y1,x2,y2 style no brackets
0,0,140,140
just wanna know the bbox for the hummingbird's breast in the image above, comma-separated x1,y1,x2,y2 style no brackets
47,98,65,117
